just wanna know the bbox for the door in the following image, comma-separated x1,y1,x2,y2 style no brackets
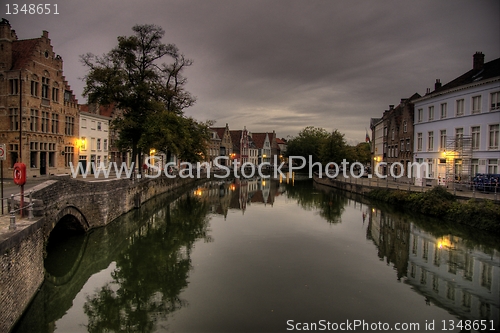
90,155,96,174
40,152,47,175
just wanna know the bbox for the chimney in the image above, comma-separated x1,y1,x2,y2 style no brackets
434,79,442,90
473,52,484,70
389,105,394,110
426,88,431,95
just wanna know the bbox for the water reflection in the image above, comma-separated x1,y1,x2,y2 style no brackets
367,202,499,325
192,176,348,224
13,178,499,332
83,194,211,333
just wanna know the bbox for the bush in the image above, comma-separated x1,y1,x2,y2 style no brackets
367,186,500,234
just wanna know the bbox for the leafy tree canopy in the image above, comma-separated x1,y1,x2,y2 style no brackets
81,24,200,165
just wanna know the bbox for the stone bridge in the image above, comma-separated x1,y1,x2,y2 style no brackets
0,174,202,333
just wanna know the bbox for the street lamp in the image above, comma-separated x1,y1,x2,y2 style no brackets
150,148,156,169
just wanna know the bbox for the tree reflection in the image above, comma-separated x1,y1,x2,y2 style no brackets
284,180,348,223
83,194,211,333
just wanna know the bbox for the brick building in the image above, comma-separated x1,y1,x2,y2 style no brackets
383,93,420,180
0,19,79,178
211,123,233,166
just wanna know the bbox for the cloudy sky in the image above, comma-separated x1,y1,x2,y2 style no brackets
7,0,500,143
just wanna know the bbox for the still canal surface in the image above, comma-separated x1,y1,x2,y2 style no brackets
14,178,499,332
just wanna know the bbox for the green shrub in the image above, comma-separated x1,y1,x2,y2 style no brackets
367,186,500,233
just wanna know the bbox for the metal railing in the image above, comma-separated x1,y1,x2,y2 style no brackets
1,191,35,230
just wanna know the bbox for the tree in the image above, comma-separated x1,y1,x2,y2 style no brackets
81,24,196,168
139,114,212,164
319,130,351,165
352,142,371,165
285,126,330,164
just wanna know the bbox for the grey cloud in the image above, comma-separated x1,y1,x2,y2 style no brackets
7,0,500,141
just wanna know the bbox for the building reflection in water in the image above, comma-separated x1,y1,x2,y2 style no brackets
367,208,499,325
191,175,288,217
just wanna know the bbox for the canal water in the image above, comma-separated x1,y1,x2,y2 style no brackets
13,178,499,333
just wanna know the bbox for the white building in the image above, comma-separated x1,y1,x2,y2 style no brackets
413,52,500,187
78,110,111,172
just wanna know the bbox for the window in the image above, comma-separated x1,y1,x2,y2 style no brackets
10,108,19,130
471,159,479,177
64,90,71,102
491,91,500,111
440,130,447,150
97,138,101,151
456,99,464,116
81,137,87,150
42,77,49,99
90,121,96,130
52,87,59,102
440,103,447,119
391,129,395,141
455,128,463,149
406,139,410,151
30,109,38,131
9,79,19,94
9,144,18,168
417,109,423,122
488,159,498,174
417,133,423,151
400,140,404,152
489,124,499,149
51,114,59,133
31,80,39,96
41,111,49,133
472,96,481,114
428,131,434,151
91,138,96,151
104,139,108,151
428,106,434,121
427,159,434,178
48,144,55,168
64,146,74,167
65,116,75,135
403,121,407,133
30,142,38,168
81,118,87,128
471,126,480,150
97,122,102,131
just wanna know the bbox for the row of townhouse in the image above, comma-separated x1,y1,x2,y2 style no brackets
209,123,286,168
371,52,500,187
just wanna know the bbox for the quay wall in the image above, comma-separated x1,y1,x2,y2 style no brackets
0,174,203,333
0,217,45,333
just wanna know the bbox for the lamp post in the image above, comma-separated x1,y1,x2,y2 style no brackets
150,149,156,175
19,70,24,217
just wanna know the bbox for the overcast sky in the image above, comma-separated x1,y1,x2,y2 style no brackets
7,0,500,143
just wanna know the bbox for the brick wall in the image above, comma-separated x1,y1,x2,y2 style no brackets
0,218,45,333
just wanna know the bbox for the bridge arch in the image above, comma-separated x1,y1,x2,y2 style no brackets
45,206,90,279
52,206,90,234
